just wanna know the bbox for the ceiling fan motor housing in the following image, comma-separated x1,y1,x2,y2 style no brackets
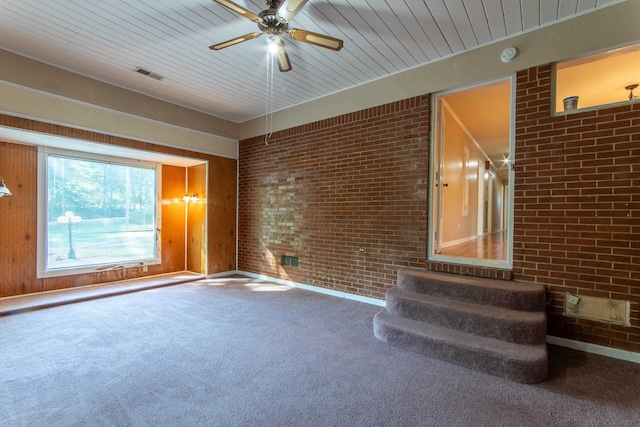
258,9,289,34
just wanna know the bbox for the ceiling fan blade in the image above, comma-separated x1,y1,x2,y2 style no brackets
212,0,262,22
210,32,262,50
272,38,292,72
288,28,343,51
276,0,310,21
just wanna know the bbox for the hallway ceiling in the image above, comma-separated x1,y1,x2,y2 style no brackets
443,79,511,181
0,1,621,124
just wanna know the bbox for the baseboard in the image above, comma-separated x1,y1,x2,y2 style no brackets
224,270,386,307
0,271,204,316
440,235,477,248
211,271,639,364
207,270,242,278
547,335,640,365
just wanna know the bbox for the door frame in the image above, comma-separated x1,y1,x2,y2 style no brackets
427,74,516,268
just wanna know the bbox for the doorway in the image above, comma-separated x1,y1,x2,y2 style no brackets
429,77,514,267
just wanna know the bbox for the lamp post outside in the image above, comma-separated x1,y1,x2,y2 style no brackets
57,211,81,260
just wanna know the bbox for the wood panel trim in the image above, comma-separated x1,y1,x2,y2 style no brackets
0,114,237,297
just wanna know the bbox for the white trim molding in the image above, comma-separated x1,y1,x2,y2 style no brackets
210,270,385,307
209,271,639,365
547,335,640,365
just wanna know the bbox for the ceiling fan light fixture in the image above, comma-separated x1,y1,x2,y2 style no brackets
210,0,343,70
268,36,291,72
267,36,281,53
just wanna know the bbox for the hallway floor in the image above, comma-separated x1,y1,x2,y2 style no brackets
440,231,507,261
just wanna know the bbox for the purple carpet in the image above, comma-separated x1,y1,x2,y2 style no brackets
1,275,638,426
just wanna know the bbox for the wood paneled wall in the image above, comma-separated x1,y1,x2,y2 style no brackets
162,165,187,272
0,114,237,297
208,155,237,272
0,142,39,296
187,163,207,274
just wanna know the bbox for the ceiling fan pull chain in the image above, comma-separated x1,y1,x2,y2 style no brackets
265,52,269,145
265,51,274,145
269,53,274,138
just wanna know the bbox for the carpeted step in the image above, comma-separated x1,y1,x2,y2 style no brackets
397,268,545,311
374,268,548,382
385,287,546,345
373,309,548,384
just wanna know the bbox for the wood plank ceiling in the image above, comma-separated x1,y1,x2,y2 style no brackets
0,0,621,123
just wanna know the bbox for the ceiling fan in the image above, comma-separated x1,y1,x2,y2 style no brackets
209,0,344,72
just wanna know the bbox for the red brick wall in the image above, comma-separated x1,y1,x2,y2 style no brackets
239,97,430,299
514,65,640,352
239,65,640,352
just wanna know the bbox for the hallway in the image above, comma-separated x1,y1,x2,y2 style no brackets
440,231,506,261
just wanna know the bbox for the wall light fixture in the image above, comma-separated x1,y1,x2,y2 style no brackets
183,192,199,203
0,177,12,197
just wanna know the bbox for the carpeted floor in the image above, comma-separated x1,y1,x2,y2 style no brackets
1,276,639,426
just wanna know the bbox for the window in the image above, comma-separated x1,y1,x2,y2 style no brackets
429,77,515,268
554,42,640,113
37,148,161,278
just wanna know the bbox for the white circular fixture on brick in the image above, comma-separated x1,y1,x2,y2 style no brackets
501,47,518,63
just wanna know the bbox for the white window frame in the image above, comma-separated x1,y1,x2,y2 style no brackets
553,42,640,114
37,146,162,278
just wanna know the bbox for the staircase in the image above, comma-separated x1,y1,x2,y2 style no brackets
373,268,548,383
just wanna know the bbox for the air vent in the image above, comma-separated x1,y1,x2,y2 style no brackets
281,255,299,268
134,67,164,81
